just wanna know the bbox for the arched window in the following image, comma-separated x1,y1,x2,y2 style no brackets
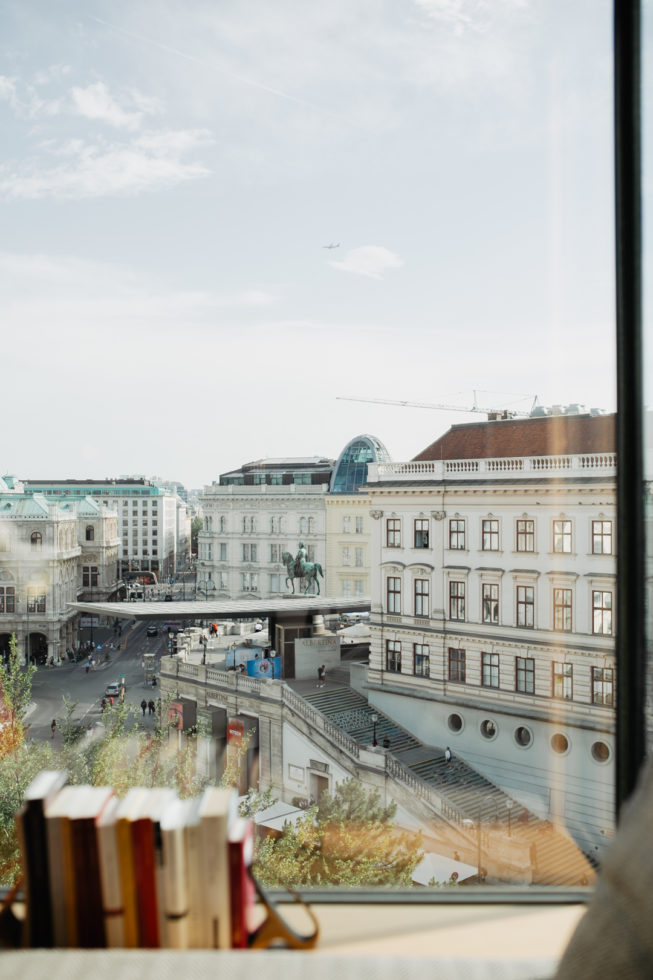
219,516,226,533
30,531,42,549
85,525,94,541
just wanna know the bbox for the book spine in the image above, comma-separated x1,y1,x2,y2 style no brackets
202,814,231,948
115,818,139,947
161,824,189,949
72,819,106,948
97,822,125,948
132,818,160,947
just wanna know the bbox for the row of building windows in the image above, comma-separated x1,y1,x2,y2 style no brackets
383,641,614,706
203,516,317,534
385,577,613,635
199,543,317,563
385,517,613,555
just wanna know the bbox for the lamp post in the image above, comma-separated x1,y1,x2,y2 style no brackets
371,711,378,747
24,591,30,668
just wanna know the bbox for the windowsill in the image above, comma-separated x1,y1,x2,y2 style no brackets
1,902,586,976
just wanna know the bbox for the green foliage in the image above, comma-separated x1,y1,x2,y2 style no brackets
0,740,56,885
253,777,423,888
0,633,36,749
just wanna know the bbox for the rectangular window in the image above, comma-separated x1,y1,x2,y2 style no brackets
553,588,573,632
0,586,15,613
448,647,466,683
343,516,351,533
414,578,429,617
386,639,401,673
270,544,280,562
269,574,280,592
386,518,401,547
482,583,499,624
82,566,99,588
592,590,613,634
482,652,499,688
355,516,363,534
354,580,364,596
482,519,499,551
414,519,429,548
449,580,465,621
553,520,572,553
342,579,352,596
269,474,282,485
592,667,614,706
27,593,46,614
413,644,429,677
307,545,316,562
516,519,535,552
552,662,573,700
355,547,363,567
342,547,351,566
219,543,227,560
449,519,465,550
387,576,401,614
592,520,613,554
516,656,535,695
516,585,534,628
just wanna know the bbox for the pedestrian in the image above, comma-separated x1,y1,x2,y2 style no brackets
444,746,452,763
148,699,155,715
317,664,326,688
109,695,114,707
140,699,147,716
50,719,56,739
101,697,107,712
85,660,90,674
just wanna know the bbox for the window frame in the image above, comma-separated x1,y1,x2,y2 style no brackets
448,580,465,621
414,578,429,617
515,656,535,695
553,588,573,632
449,518,466,550
516,519,535,553
481,518,499,551
413,643,429,677
385,639,401,673
448,647,466,683
386,518,401,548
516,585,535,628
414,518,429,549
481,651,500,689
482,582,499,624
386,576,401,614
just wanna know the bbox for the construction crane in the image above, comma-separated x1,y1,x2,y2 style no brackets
336,392,539,420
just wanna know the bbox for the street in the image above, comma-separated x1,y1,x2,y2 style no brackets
27,619,167,742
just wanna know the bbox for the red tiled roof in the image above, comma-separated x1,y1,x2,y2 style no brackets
412,414,616,461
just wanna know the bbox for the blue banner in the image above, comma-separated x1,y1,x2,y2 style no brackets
246,657,281,679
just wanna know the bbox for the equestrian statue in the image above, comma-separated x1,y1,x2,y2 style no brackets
282,540,324,595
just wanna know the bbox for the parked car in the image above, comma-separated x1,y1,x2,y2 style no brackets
146,625,158,637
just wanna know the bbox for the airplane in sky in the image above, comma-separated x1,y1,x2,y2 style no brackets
322,242,340,249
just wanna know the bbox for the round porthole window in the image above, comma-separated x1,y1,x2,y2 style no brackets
514,725,533,747
591,740,611,763
551,733,569,755
447,713,463,733
480,719,497,740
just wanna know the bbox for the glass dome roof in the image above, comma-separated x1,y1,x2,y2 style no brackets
329,435,391,493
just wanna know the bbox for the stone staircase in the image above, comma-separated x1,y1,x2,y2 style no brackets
303,684,596,887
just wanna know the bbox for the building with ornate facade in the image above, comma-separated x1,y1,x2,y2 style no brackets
0,477,120,664
198,457,334,599
363,412,616,857
23,478,185,583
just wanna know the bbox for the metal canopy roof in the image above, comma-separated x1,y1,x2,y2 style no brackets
69,596,371,621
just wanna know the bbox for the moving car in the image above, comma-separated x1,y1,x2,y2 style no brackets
146,625,158,637
105,679,126,697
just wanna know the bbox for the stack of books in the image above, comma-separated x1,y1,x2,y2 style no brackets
15,770,257,949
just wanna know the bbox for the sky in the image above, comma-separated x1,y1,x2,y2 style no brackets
1,1,619,489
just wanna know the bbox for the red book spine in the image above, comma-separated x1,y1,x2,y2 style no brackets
131,818,160,947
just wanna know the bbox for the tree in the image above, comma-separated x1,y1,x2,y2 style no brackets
0,634,36,755
253,778,423,888
190,516,203,556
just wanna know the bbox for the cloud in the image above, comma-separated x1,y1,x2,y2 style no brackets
413,0,528,35
71,82,162,130
329,246,404,280
0,128,213,200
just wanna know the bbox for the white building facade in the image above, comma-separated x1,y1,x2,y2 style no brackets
364,414,616,858
24,478,183,584
0,479,120,664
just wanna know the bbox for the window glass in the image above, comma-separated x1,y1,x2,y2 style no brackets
1,0,625,906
